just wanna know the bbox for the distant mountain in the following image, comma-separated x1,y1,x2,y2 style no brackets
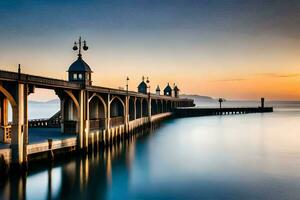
29,98,60,104
181,94,215,102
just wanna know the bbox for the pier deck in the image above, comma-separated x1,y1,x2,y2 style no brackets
174,107,273,118
28,128,75,144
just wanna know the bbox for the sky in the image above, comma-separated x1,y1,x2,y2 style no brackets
0,0,300,101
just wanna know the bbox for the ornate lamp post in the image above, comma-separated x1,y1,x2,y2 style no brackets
73,36,89,56
146,77,150,97
126,76,129,94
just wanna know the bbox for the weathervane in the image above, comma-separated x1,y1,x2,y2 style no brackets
73,36,88,57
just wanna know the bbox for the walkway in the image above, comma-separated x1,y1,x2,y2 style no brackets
29,128,76,144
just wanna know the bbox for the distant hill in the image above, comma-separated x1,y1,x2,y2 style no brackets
180,94,215,102
29,98,60,104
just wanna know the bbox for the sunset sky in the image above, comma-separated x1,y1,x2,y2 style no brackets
0,0,300,100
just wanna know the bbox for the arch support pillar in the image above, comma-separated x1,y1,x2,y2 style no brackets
79,90,89,151
11,83,28,166
148,97,152,118
107,94,111,129
125,96,129,125
0,97,9,143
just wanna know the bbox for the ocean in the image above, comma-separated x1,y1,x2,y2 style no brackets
1,100,300,199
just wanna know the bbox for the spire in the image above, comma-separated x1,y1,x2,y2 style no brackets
156,85,160,91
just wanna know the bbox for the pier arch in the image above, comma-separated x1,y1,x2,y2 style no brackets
0,84,16,144
110,96,125,127
89,94,107,130
167,101,171,112
135,98,142,119
157,100,162,113
151,100,158,115
62,91,80,134
163,100,167,112
129,97,135,121
142,99,148,117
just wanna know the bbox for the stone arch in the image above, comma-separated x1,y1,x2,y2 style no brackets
62,90,80,134
129,97,135,121
142,98,148,117
0,85,17,143
110,96,125,127
0,85,17,107
89,94,107,130
167,101,172,112
135,98,142,119
157,100,162,113
151,99,158,115
110,96,125,117
163,100,167,112
173,101,177,108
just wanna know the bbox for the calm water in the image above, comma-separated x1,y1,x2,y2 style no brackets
2,110,300,200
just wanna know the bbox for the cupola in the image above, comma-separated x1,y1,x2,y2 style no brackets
68,37,93,86
173,84,180,98
138,76,148,94
163,83,172,96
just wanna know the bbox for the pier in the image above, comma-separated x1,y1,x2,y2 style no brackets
0,38,273,172
0,38,194,170
174,107,273,118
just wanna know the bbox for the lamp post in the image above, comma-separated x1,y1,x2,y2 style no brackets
218,98,224,109
146,77,150,97
126,76,129,94
73,36,88,57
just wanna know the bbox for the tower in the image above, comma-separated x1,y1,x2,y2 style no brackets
156,85,161,95
173,84,180,98
138,76,148,94
68,37,93,86
163,83,172,96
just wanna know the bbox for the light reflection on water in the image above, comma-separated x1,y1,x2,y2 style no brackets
1,111,300,199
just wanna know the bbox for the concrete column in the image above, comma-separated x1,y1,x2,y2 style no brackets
140,99,143,118
148,97,152,118
23,84,28,155
60,99,65,133
11,83,28,166
107,94,111,129
85,91,89,149
0,98,8,126
134,97,136,120
125,96,129,125
0,97,9,143
78,90,88,150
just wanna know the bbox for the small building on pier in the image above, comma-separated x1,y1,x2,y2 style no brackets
156,85,161,95
173,84,179,98
68,54,93,85
137,77,148,94
164,83,172,96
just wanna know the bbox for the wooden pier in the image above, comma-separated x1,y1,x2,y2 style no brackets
174,107,273,118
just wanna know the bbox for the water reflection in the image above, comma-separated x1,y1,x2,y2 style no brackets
0,127,151,200
2,112,300,199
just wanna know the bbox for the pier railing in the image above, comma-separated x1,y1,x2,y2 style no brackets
0,125,11,144
28,111,61,128
63,121,77,134
90,118,106,130
110,116,124,127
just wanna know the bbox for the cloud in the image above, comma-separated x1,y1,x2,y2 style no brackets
210,78,247,82
259,73,300,78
